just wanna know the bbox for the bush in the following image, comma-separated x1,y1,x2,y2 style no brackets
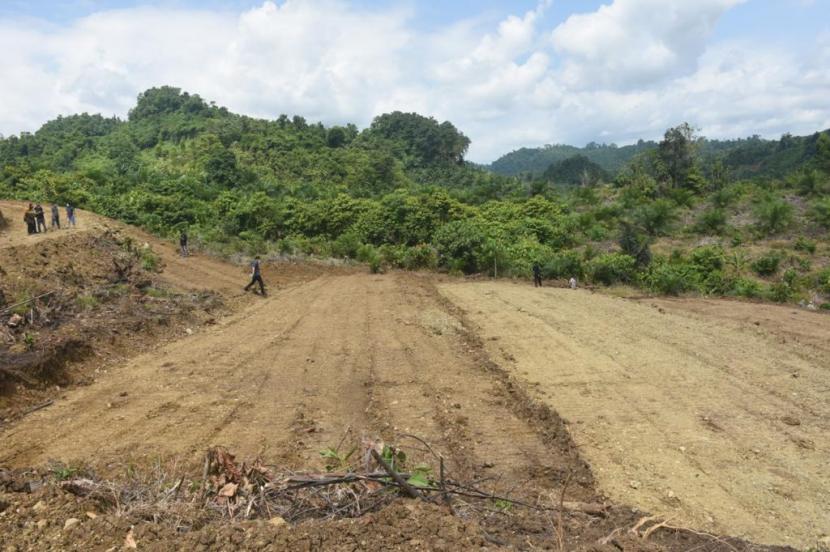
586,253,637,285
695,208,727,235
730,277,763,299
690,245,725,274
542,250,584,280
644,262,697,295
815,268,830,294
633,199,676,236
433,220,488,274
793,237,817,254
753,197,793,235
331,231,363,259
810,198,830,229
402,244,438,270
140,247,162,272
752,251,783,276
767,281,794,303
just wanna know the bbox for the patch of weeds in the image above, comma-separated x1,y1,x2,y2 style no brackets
22,332,37,351
140,247,162,272
143,287,169,299
76,294,100,310
319,445,358,472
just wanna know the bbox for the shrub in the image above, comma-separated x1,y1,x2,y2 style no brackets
331,231,362,259
752,251,783,276
402,244,438,270
810,198,830,229
433,220,488,274
633,199,676,236
730,277,763,299
815,268,830,294
542,250,584,280
140,247,162,272
644,262,697,295
618,221,652,266
793,237,817,254
690,245,725,275
695,208,727,235
710,185,740,208
586,253,637,285
753,197,793,235
767,281,794,303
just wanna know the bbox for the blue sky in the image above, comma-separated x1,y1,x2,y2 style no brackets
1,0,828,161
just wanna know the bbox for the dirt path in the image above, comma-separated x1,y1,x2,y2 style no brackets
0,273,578,503
1,200,247,296
439,280,830,549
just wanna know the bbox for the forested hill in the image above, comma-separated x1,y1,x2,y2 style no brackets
2,86,830,307
489,141,656,176
490,131,830,180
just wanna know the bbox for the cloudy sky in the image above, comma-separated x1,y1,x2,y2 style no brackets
1,0,828,162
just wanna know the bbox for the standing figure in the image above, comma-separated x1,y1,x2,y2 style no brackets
34,203,47,233
532,262,543,288
569,277,578,289
244,256,266,296
179,230,189,257
66,203,76,228
23,204,37,235
50,204,61,229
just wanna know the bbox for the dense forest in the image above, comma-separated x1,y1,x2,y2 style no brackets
1,86,829,306
491,131,828,180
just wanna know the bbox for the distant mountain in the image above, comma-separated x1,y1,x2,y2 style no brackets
488,141,656,177
489,130,830,181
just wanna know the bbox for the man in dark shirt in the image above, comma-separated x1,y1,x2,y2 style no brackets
244,256,266,296
50,204,61,229
180,230,189,257
34,203,47,233
66,204,76,228
532,263,543,288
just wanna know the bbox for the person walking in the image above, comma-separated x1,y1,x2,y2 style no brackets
532,262,543,288
179,230,189,257
244,256,266,296
50,204,61,229
66,203,76,228
23,204,37,235
34,203,47,233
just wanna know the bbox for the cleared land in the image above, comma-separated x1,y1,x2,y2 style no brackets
1,201,827,549
440,281,830,548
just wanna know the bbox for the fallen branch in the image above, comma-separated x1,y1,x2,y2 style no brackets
370,449,421,499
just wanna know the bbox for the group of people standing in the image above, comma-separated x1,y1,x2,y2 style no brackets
23,203,75,235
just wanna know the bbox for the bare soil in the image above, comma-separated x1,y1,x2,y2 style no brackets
0,202,823,550
440,280,830,549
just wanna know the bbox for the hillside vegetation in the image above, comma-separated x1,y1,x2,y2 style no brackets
1,86,829,306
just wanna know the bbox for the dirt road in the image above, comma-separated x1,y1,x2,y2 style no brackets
440,281,830,549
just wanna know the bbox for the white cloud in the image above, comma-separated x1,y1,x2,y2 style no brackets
551,0,746,90
0,0,829,162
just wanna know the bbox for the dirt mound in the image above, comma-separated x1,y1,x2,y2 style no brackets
0,228,223,419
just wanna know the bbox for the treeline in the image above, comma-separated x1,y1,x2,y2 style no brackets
1,86,829,305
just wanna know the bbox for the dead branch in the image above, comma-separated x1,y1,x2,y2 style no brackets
370,449,421,499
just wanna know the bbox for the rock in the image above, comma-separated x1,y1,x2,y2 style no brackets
629,480,641,489
185,328,194,335
269,516,287,527
7,314,23,328
666,490,676,499
85,511,98,519
32,500,46,513
63,518,81,530
36,519,48,529
781,416,801,426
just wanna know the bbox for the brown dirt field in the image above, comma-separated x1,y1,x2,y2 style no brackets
439,280,830,549
0,201,821,549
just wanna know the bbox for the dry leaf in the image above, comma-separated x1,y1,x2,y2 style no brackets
218,482,238,497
